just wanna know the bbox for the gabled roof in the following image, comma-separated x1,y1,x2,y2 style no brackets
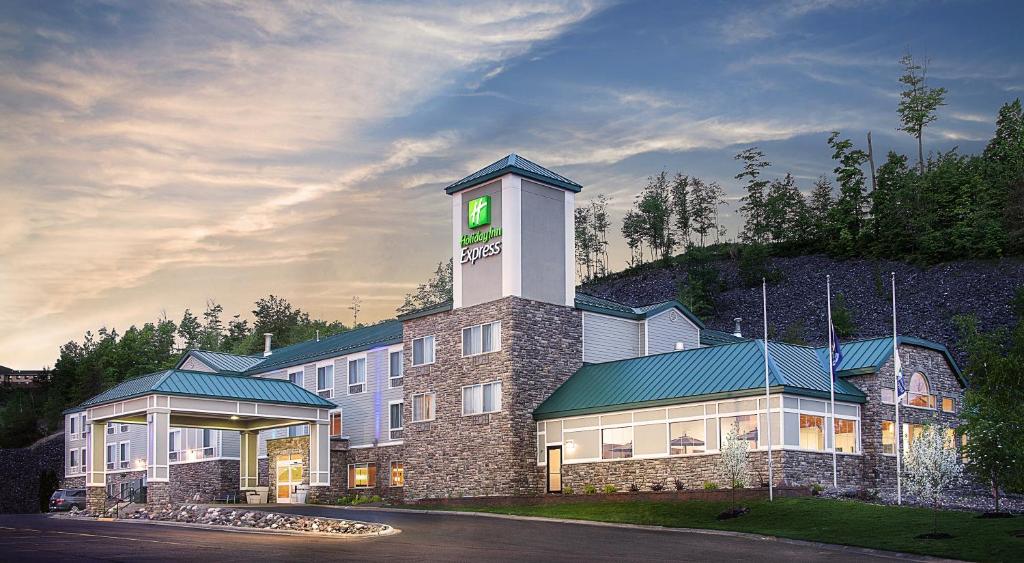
176,350,266,374
534,340,866,420
575,293,705,329
700,329,749,347
70,369,335,412
444,154,583,195
244,320,403,375
822,335,965,385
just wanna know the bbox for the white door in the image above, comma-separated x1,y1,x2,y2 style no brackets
276,455,303,503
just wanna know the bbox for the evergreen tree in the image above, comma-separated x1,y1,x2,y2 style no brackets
827,132,869,255
177,309,202,350
897,52,947,174
200,300,225,351
735,147,771,244
869,151,914,256
984,99,1024,254
764,172,804,244
806,176,835,248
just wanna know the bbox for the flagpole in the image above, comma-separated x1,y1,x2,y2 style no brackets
763,278,774,502
892,272,902,505
827,275,837,489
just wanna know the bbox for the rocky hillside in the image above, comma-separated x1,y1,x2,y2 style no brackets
580,255,1024,364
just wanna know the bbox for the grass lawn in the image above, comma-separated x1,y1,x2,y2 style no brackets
417,497,1022,561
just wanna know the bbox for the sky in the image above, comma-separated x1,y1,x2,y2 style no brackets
1,0,1022,368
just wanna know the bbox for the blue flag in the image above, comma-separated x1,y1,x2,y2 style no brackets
829,323,843,378
894,350,907,399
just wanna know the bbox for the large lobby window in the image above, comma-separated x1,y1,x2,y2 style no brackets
463,321,501,357
390,462,405,487
907,373,935,409
669,419,706,455
834,418,857,453
412,336,435,366
601,427,633,459
720,415,758,450
799,414,826,450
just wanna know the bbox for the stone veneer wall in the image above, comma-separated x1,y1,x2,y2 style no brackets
266,436,310,503
0,432,66,513
402,296,582,499
168,459,239,502
561,451,786,491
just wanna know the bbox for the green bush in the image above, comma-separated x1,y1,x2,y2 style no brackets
584,484,597,495
602,484,619,494
562,485,574,495
703,481,719,491
811,483,825,495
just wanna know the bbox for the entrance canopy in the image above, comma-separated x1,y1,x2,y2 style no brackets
72,369,335,491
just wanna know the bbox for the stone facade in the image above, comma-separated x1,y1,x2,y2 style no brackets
0,431,65,513
168,459,239,502
266,435,310,503
148,482,170,505
402,296,582,499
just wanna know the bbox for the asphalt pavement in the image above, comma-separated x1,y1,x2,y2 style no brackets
0,508,938,562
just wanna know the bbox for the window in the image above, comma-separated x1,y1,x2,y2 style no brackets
347,359,365,395
119,441,129,469
881,387,895,404
412,336,435,366
168,429,181,462
799,414,826,451
462,321,501,356
903,423,926,455
69,415,77,439
348,463,376,488
389,351,404,388
317,364,335,398
329,409,343,438
201,429,213,455
942,397,955,413
390,461,404,487
834,418,857,453
79,448,86,472
106,444,115,470
601,427,633,459
289,370,303,387
389,401,404,440
907,373,935,408
107,422,115,435
720,415,758,450
119,424,128,433
287,424,308,438
669,419,706,455
412,393,435,422
462,381,502,416
70,449,78,469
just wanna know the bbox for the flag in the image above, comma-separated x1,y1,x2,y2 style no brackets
894,349,907,399
829,323,843,377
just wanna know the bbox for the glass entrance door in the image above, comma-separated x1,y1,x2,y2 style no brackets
546,446,562,493
275,454,303,503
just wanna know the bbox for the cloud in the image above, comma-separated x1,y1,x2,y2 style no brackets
713,0,872,44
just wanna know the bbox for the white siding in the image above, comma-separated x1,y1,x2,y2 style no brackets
179,356,216,372
583,312,641,363
645,309,700,354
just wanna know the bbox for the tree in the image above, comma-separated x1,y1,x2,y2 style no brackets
897,52,947,174
689,178,727,247
621,210,646,267
736,147,771,244
869,151,914,256
827,132,869,255
199,300,225,351
676,247,721,319
830,293,856,338
983,99,1024,254
590,195,611,277
764,173,805,244
396,259,453,315
903,423,964,536
574,207,599,281
177,309,202,351
718,421,750,510
636,171,675,260
806,176,835,247
670,174,690,249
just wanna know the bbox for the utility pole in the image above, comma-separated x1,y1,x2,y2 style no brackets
349,296,362,327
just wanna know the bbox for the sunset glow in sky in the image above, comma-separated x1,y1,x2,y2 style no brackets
2,1,1022,367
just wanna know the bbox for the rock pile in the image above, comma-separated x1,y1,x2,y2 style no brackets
817,486,1024,514
121,504,388,535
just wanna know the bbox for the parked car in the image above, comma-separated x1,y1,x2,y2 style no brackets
49,488,86,511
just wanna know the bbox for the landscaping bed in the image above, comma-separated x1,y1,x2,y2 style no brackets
63,504,390,536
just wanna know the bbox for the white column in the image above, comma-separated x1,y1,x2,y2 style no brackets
452,192,463,309
564,189,576,306
86,420,106,487
146,408,170,482
239,430,259,490
309,422,330,486
501,174,522,298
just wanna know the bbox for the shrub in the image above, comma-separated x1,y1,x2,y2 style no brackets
370,495,382,503
602,484,619,494
650,482,665,492
584,484,597,495
562,485,574,495
811,483,824,495
674,479,685,491
628,483,640,493
703,481,718,491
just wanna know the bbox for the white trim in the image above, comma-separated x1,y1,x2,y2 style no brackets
411,335,436,367
345,357,365,395
388,349,404,389
461,381,502,416
328,408,343,438
642,320,648,356
452,192,463,309
388,399,404,441
348,441,404,449
564,189,575,306
347,462,376,489
461,320,502,357
501,173,522,298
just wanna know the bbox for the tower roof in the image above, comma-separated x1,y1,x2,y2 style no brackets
444,153,583,194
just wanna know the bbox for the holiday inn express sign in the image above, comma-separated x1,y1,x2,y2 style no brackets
461,195,502,265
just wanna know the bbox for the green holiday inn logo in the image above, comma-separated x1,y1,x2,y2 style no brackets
467,195,491,229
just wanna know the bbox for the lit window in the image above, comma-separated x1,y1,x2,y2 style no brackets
720,415,759,450
669,420,706,455
348,463,376,488
347,359,365,395
329,410,343,437
462,382,502,416
412,393,435,422
942,397,955,413
389,401,403,440
907,373,935,408
903,423,926,455
462,321,501,356
834,418,857,453
412,336,435,366
390,461,405,487
602,427,633,459
799,414,826,451
881,421,895,454
389,351,404,388
317,364,335,398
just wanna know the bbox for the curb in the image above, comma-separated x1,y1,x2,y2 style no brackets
47,513,399,540
272,504,957,562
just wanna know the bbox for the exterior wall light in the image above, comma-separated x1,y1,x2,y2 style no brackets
565,440,576,453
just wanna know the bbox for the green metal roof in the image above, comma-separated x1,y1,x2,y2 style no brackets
444,154,583,194
73,369,334,411
824,335,965,385
244,320,402,375
534,340,866,420
177,350,266,374
575,293,705,328
700,329,749,347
